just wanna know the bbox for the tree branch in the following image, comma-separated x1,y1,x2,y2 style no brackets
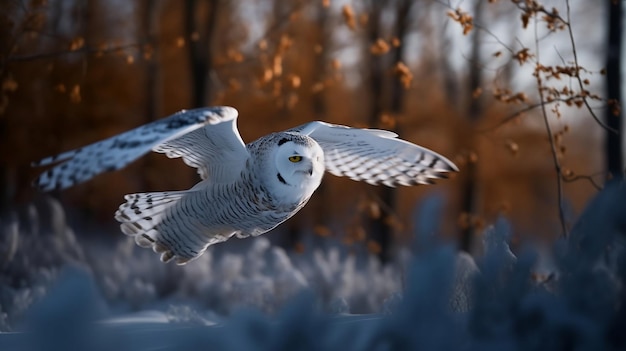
533,17,568,238
6,43,145,63
564,0,617,134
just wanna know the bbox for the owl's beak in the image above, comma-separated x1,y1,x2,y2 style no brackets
295,168,314,177
295,161,315,177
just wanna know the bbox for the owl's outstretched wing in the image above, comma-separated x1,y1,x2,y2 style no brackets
151,109,247,182
32,106,247,191
290,121,458,187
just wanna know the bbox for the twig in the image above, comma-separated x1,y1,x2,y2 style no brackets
563,173,603,191
533,16,568,238
477,97,577,133
564,0,616,134
212,0,309,72
507,0,615,133
6,43,144,63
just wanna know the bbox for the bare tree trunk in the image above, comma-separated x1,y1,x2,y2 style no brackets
364,1,392,262
312,6,329,118
605,0,622,178
364,0,414,261
138,0,161,189
377,0,412,259
390,0,411,114
311,2,331,220
0,125,8,210
439,32,458,108
184,0,219,108
0,8,8,209
459,0,484,252
142,0,161,123
367,1,385,123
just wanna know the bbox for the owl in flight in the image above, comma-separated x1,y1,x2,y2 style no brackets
33,107,458,264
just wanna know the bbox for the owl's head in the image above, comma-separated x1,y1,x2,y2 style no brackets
270,133,325,202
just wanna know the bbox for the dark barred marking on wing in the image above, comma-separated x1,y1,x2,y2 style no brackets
321,141,456,187
286,120,458,187
32,107,239,191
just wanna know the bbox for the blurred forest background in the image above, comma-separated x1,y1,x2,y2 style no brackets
0,0,620,258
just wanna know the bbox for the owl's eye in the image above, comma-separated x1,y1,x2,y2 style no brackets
288,155,302,163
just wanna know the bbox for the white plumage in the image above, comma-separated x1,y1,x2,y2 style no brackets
33,107,457,264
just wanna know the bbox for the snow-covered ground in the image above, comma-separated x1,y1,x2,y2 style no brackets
0,183,625,350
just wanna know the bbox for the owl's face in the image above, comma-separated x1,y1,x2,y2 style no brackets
271,135,325,203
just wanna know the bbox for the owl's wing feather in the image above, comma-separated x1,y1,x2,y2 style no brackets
152,109,247,182
32,106,247,191
291,121,458,187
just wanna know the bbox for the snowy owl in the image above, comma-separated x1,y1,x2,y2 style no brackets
33,107,458,264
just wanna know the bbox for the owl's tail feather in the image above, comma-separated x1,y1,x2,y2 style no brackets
115,191,193,265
